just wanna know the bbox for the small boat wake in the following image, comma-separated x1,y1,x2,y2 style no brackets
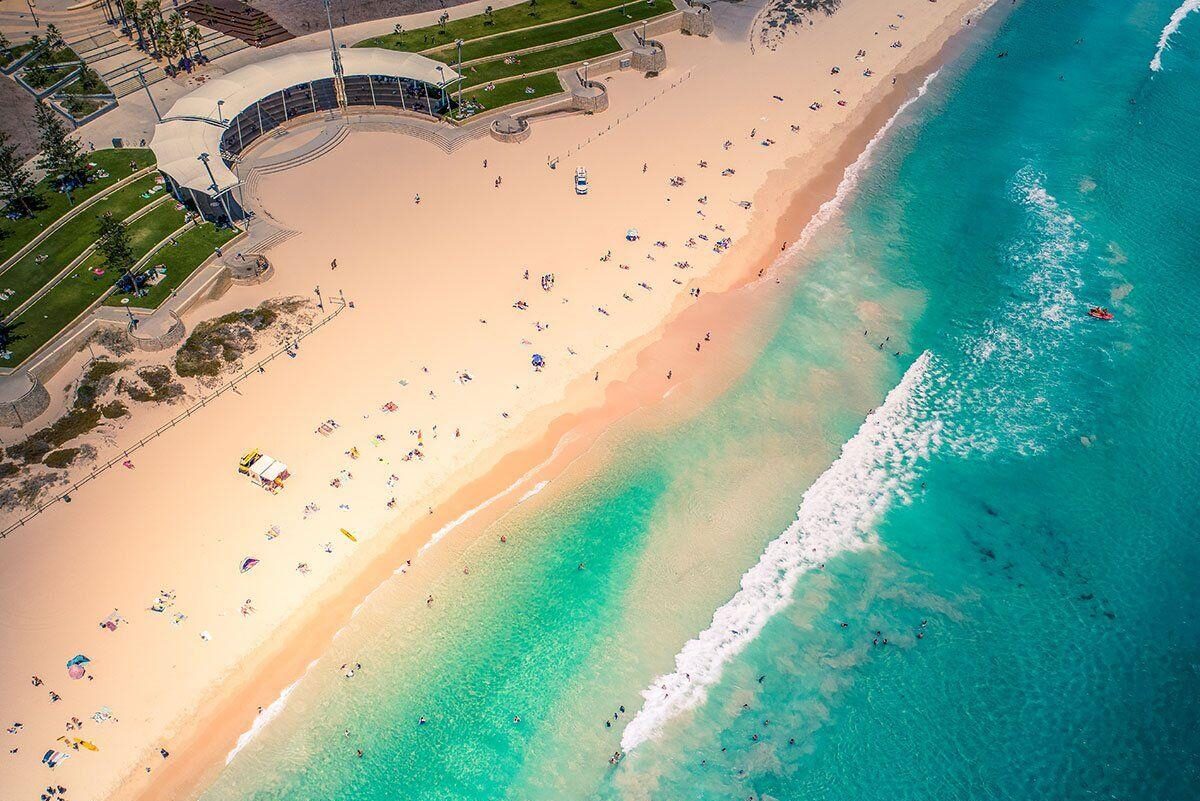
1150,0,1200,72
620,352,941,753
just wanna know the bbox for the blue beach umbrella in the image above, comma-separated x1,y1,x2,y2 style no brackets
531,354,545,369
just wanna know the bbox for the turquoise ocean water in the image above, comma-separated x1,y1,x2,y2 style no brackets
201,2,1200,799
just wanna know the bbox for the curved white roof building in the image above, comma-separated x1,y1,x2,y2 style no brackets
150,48,459,207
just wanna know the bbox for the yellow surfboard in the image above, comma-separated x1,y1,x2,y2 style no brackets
340,528,357,542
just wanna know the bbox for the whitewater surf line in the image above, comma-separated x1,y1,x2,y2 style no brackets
793,70,940,251
1150,0,1200,71
225,658,319,765
620,351,941,752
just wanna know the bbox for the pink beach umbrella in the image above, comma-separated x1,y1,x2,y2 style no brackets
68,664,86,680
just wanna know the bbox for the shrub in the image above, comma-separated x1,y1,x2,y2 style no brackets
43,448,80,468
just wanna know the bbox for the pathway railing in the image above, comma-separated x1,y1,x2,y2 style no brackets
0,298,350,539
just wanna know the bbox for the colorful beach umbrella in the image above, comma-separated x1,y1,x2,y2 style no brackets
240,557,260,573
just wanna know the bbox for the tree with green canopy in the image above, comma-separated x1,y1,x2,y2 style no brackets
0,131,42,219
95,212,135,274
33,101,90,190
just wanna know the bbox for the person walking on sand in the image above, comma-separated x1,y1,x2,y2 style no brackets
331,258,337,270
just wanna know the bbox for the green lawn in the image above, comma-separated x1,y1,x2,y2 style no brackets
106,221,236,310
357,0,641,52
431,0,669,63
20,62,77,90
459,34,621,88
0,147,154,265
462,72,564,112
5,202,188,365
60,67,111,96
0,175,165,318
0,42,38,68
28,45,80,67
61,96,108,117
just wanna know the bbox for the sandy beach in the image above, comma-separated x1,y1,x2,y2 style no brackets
0,1,992,799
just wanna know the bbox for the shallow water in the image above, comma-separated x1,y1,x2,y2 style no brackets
200,2,1200,799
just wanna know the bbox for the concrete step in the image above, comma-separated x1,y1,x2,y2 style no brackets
110,66,166,98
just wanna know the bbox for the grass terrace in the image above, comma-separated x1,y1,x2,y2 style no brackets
60,96,108,117
0,148,153,265
60,67,112,97
19,62,77,90
5,201,189,365
0,41,39,69
26,45,80,68
428,0,671,63
463,72,564,111
357,0,642,51
459,35,622,88
106,221,237,310
0,175,165,318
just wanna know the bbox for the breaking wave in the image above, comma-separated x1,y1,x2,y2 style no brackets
225,659,318,765
1150,0,1200,72
793,71,940,250
621,164,1093,753
620,352,941,752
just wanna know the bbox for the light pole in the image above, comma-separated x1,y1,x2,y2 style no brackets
322,0,346,109
138,66,161,122
582,60,589,85
217,98,225,124
26,0,39,28
198,152,231,222
314,285,323,310
435,66,445,113
455,38,464,111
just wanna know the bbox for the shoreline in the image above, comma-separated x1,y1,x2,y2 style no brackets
107,9,1000,801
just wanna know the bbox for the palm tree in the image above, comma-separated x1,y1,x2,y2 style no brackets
186,25,203,61
145,3,167,58
168,15,187,66
123,1,146,51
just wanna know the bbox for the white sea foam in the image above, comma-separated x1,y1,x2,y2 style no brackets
792,70,940,251
960,0,1001,26
417,438,569,556
418,472,535,555
1150,0,1200,71
943,166,1086,456
620,352,940,752
519,481,549,504
225,658,319,765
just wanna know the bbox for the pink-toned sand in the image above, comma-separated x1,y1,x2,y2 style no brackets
0,2,988,799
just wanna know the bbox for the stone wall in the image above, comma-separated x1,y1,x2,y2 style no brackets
489,116,532,143
631,41,668,74
127,312,186,352
0,376,50,428
571,81,610,114
682,5,715,37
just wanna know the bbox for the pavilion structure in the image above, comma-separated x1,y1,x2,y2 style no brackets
149,48,460,223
